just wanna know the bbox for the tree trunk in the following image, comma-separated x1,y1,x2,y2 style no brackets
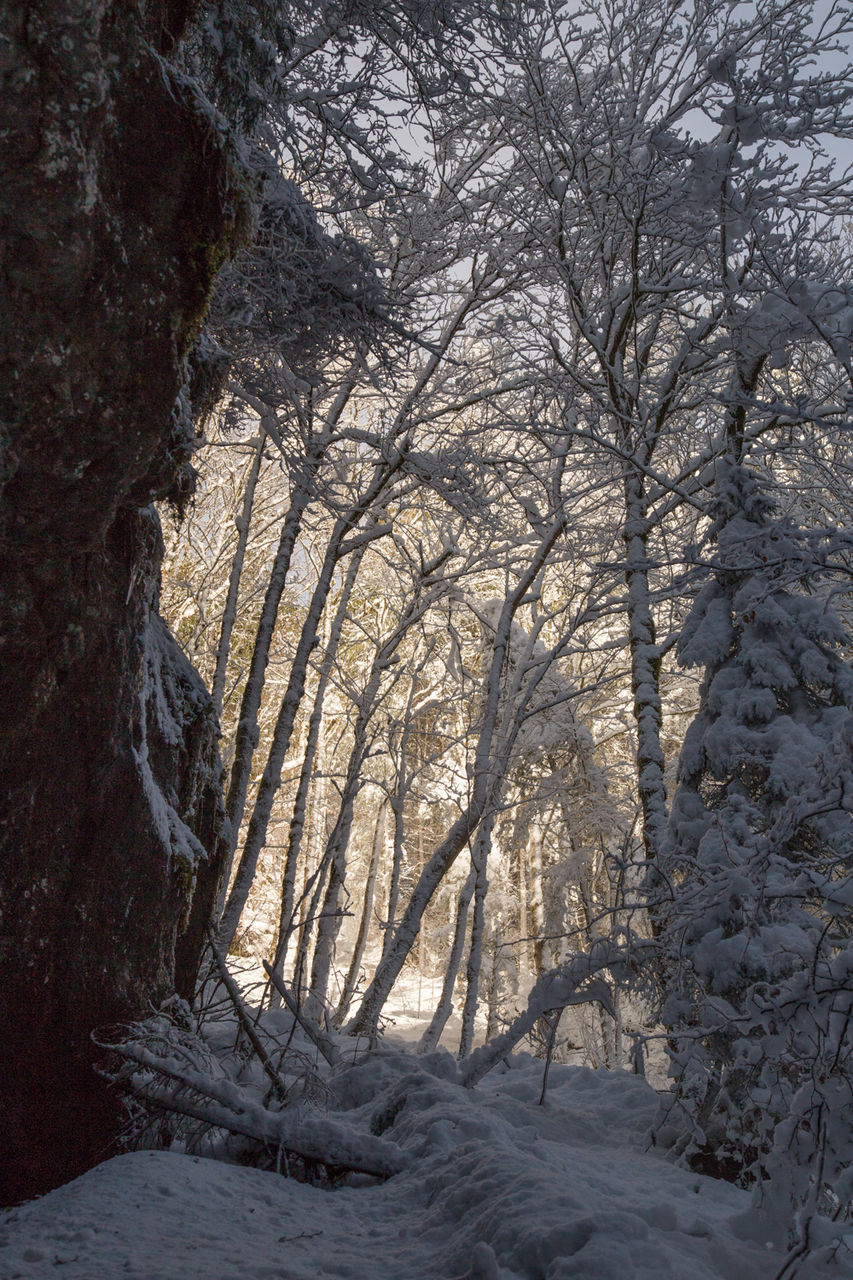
268,548,364,994
484,921,504,1044
221,373,357,857
528,816,548,975
338,797,388,1023
305,858,345,1022
623,470,668,871
418,861,476,1053
305,586,426,1016
217,461,402,953
221,466,317,858
347,517,566,1038
218,523,342,950
517,823,531,980
292,848,333,1005
459,815,495,1057
211,427,267,719
382,687,418,959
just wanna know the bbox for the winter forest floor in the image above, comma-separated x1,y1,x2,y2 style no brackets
2,975,852,1280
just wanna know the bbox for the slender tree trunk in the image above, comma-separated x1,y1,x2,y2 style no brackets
305,738,383,1022
347,516,566,1038
349,796,492,1039
459,813,495,1058
528,816,547,975
484,920,503,1043
384,794,406,958
305,858,345,1022
268,548,364,993
293,848,332,1004
223,464,317,851
517,827,530,980
338,797,388,1023
305,578,442,1018
211,426,267,719
291,703,333,1001
222,372,361,864
418,859,476,1053
217,523,342,950
623,470,667,868
217,460,402,952
382,689,417,960
610,993,624,1068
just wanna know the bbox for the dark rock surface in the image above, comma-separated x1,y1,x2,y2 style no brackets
0,1,246,1202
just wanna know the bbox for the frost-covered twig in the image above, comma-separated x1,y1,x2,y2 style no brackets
263,961,340,1068
207,930,287,1101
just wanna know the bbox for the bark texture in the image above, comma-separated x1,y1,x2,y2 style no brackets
0,0,247,1203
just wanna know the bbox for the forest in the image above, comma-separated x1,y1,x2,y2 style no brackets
3,1,853,1278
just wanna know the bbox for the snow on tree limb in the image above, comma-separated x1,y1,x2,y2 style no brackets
459,947,622,1088
102,1038,406,1180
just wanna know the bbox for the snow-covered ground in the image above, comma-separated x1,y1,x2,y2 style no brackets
2,1046,850,1280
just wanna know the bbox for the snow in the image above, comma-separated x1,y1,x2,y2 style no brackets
2,1049,848,1280
133,617,212,870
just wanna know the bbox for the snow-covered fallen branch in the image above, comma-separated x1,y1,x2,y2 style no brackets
104,1039,407,1180
459,949,620,1088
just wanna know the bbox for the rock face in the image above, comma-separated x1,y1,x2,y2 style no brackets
0,1,246,1203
